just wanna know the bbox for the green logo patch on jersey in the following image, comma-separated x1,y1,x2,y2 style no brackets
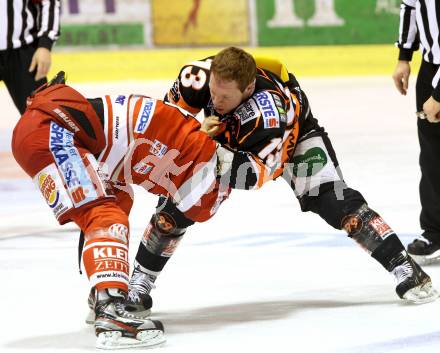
292,147,327,177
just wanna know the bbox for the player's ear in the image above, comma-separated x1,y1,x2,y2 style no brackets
244,79,256,97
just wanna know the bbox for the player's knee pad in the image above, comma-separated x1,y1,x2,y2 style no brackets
342,204,397,255
141,210,188,257
299,182,366,229
133,211,186,274
78,203,130,292
135,197,194,273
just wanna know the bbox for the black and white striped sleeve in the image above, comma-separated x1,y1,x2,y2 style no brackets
396,0,419,61
36,0,61,50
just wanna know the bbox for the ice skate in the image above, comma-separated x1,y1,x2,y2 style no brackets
125,267,156,318
407,237,440,266
392,253,439,304
85,287,97,324
94,288,165,349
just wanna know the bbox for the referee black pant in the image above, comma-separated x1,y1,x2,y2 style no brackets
0,42,46,114
416,60,440,243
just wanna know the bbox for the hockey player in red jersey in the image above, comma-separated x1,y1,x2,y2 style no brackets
11,72,231,349
126,47,438,314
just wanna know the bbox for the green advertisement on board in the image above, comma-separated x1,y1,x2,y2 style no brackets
57,24,144,46
257,0,401,46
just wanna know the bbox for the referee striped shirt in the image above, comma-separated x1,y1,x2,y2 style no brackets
0,0,60,51
396,0,440,63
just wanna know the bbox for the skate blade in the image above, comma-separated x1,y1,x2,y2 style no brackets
402,282,440,304
411,251,440,266
85,309,95,325
96,330,165,350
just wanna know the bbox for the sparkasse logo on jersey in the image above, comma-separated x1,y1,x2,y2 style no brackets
49,121,98,208
135,99,156,134
255,91,280,129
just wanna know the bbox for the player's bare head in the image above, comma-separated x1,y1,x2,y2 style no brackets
209,47,256,114
211,47,256,92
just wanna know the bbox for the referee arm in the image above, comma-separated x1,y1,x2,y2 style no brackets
392,1,418,96
29,0,61,81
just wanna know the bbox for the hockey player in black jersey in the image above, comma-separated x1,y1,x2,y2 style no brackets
122,47,438,316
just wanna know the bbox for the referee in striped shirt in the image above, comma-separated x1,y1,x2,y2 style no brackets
393,0,440,264
0,0,60,114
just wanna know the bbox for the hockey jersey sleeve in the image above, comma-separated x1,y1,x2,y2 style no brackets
165,57,213,115
220,89,296,190
395,1,419,61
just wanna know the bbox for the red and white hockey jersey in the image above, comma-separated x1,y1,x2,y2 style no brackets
13,84,225,223
95,94,220,216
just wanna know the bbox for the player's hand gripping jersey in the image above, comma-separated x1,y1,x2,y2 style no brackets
166,57,306,189
12,83,223,224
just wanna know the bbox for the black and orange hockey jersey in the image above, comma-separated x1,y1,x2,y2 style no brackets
166,56,306,189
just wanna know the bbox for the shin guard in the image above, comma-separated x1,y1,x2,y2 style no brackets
135,212,186,274
342,204,406,270
74,203,131,292
342,204,396,254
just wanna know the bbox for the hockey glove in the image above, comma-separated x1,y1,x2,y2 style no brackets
216,144,234,176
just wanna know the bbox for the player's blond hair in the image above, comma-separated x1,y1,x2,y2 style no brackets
211,47,256,92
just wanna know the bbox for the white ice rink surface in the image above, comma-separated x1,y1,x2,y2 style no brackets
1,77,439,353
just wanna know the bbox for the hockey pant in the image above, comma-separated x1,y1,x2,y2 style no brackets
282,117,405,268
282,116,365,228
12,111,132,292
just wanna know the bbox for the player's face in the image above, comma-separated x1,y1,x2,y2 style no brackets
209,73,247,115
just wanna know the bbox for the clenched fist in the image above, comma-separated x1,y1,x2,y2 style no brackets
200,115,226,138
